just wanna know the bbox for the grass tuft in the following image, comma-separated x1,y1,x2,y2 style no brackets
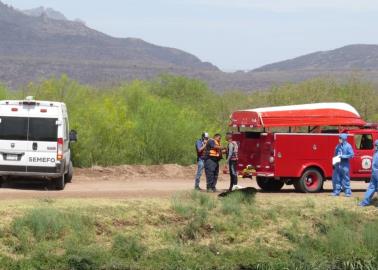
112,234,146,261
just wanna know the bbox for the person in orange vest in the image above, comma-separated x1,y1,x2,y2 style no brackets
204,133,223,192
225,132,239,191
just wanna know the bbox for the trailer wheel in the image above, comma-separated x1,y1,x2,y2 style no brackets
296,168,324,193
256,177,284,192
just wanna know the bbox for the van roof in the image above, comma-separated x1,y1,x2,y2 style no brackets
0,100,65,108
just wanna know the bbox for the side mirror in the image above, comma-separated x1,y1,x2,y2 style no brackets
69,130,77,142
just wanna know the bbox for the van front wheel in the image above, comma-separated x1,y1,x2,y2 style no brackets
55,175,65,191
256,177,284,192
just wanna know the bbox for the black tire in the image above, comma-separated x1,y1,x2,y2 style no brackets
293,181,302,192
256,177,284,192
55,174,65,191
65,161,73,183
295,168,324,193
0,176,8,188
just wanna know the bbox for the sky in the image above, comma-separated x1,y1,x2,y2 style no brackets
3,0,378,71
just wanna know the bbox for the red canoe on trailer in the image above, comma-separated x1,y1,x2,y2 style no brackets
230,103,366,129
229,103,377,193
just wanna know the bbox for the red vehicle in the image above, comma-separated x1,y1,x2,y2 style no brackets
230,103,378,193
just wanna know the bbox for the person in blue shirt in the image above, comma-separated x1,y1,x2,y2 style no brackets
194,132,209,190
359,140,378,207
332,133,354,197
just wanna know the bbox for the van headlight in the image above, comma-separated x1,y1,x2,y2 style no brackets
269,156,275,164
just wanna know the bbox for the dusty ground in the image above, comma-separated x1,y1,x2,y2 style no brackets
0,164,370,200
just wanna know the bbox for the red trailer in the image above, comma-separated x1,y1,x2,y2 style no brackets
230,103,378,193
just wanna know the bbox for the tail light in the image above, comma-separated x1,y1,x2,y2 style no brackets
270,149,275,163
57,138,63,160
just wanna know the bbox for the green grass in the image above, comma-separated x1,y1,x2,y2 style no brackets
112,233,146,261
0,195,377,269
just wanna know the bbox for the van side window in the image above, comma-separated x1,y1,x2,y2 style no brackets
355,134,373,150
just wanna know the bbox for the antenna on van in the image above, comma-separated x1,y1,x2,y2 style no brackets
23,96,36,106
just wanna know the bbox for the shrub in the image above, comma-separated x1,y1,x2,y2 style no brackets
112,234,146,261
11,208,93,251
178,208,208,241
67,255,96,270
221,192,255,216
171,193,196,218
3,75,376,167
363,220,378,259
190,191,216,210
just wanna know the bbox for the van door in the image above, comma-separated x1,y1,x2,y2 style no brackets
351,133,374,178
25,117,58,173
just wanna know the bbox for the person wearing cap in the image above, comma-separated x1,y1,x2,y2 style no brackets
332,133,354,197
225,132,239,191
359,140,378,207
194,132,209,190
204,133,223,192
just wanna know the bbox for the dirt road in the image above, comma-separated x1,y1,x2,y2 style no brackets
0,165,369,200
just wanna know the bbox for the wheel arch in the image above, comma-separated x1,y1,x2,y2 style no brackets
298,164,326,179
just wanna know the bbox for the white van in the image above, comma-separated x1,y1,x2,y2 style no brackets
0,97,77,190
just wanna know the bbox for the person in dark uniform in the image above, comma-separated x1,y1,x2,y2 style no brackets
204,134,222,192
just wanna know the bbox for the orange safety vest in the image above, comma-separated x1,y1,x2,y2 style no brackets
208,139,222,158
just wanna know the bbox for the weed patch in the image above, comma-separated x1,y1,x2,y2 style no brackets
112,234,146,261
1,196,378,269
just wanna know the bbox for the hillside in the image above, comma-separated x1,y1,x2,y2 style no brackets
254,45,378,71
0,2,219,88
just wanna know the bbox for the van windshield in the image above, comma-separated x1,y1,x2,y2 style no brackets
0,117,28,140
28,118,58,142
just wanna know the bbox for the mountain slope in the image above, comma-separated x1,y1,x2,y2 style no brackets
0,1,219,88
0,2,218,68
254,45,378,71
